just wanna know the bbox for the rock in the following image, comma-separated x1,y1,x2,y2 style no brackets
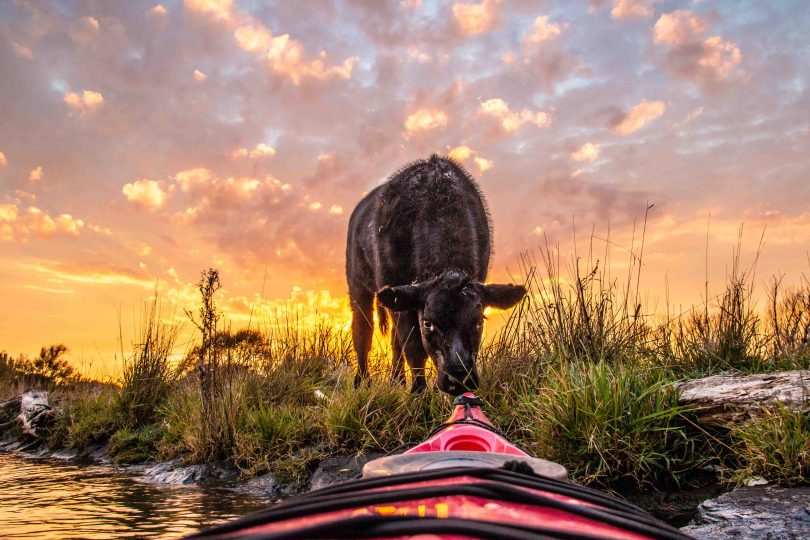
683,485,810,539
677,370,810,427
309,453,383,491
143,458,239,485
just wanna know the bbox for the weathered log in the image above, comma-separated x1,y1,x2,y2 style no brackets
677,370,810,427
0,389,60,439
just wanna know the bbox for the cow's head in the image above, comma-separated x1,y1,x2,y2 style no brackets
376,270,526,395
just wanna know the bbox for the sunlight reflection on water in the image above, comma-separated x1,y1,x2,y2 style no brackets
0,452,270,539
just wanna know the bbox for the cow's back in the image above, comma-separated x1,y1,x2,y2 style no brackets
353,155,491,290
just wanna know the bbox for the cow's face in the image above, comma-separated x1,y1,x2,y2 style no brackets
377,271,526,395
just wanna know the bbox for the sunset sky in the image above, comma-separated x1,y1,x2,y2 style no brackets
1,0,808,378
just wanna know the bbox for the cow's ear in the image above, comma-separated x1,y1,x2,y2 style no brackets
377,285,423,312
481,283,526,310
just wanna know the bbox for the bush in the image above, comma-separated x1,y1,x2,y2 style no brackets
732,405,810,486
523,360,704,488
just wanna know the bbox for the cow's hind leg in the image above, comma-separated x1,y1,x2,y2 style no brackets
350,290,374,387
396,311,428,392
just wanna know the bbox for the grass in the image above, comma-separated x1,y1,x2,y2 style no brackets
2,228,810,496
731,404,810,486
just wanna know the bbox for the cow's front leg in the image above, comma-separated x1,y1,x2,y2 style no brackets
396,311,427,392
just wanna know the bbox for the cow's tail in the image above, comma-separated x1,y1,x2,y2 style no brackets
376,298,389,336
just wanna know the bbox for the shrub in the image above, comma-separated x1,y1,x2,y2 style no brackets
732,405,810,486
523,360,704,488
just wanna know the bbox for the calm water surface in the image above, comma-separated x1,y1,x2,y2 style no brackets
0,453,271,539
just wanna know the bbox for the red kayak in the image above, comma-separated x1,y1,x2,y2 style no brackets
190,394,691,539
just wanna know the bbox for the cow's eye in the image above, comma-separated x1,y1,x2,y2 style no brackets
423,320,434,331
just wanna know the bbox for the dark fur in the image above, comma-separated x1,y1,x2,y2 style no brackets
346,155,524,394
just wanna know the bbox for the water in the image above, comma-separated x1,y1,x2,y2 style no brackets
0,453,271,539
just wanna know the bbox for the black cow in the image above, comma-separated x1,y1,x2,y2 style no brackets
345,155,526,394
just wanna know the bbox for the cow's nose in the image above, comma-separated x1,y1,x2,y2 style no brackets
448,365,478,390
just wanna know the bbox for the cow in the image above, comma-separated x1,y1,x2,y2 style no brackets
345,154,526,395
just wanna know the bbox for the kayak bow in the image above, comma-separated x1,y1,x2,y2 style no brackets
189,393,692,540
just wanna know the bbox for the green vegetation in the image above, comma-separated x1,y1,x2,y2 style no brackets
2,234,810,496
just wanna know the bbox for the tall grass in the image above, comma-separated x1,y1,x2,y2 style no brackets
116,298,178,427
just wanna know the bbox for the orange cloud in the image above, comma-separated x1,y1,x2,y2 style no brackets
0,151,6,166
11,41,33,60
147,4,168,16
193,69,207,81
231,143,276,160
64,90,104,113
699,36,742,79
0,204,87,242
184,0,234,22
653,11,742,85
122,179,168,210
653,10,708,46
28,166,43,183
234,22,356,85
611,0,655,20
174,168,214,192
453,0,500,35
479,98,551,132
610,100,665,134
404,109,449,135
448,145,494,174
523,16,565,45
571,142,601,162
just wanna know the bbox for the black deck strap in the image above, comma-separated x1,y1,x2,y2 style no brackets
452,394,485,408
208,514,609,540
188,469,693,540
293,465,644,517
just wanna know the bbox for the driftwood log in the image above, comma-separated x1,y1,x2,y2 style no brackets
677,370,810,427
0,389,60,439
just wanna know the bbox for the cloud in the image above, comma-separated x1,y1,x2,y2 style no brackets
653,11,742,86
10,41,33,60
523,16,565,45
0,204,87,242
404,109,449,135
147,4,168,16
64,90,104,112
474,156,493,173
698,36,742,79
230,143,276,160
122,179,168,210
174,168,214,192
479,98,551,132
184,0,234,23
0,152,6,166
232,22,357,85
193,69,207,81
453,0,501,35
571,142,602,162
448,145,493,174
329,205,343,215
653,10,709,46
611,0,656,20
610,100,665,134
673,106,704,129
28,166,43,183
24,261,154,288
